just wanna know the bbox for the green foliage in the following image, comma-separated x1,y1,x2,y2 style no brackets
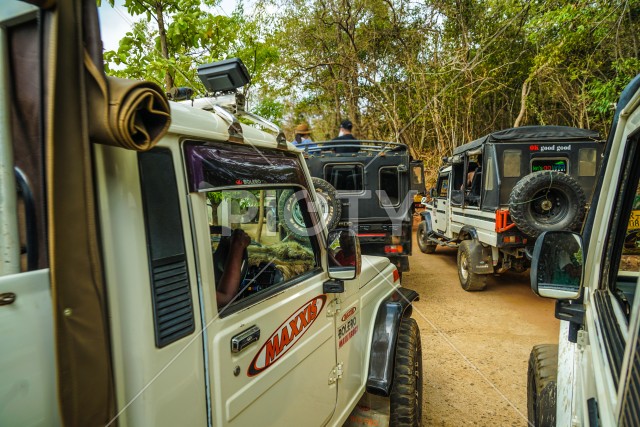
252,98,285,124
103,0,640,179
102,0,279,94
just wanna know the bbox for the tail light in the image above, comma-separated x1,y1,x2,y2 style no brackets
503,235,526,244
384,245,404,254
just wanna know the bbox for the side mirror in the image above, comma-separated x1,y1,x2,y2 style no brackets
327,228,361,281
530,231,583,300
429,188,437,198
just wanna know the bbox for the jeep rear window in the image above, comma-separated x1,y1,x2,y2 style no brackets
579,148,597,176
503,150,521,177
324,164,363,191
531,158,567,173
379,167,400,206
184,142,306,192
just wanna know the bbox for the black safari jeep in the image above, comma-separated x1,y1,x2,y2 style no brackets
418,126,604,291
292,141,425,273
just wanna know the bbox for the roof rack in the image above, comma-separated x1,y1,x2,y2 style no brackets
301,140,408,156
173,58,287,148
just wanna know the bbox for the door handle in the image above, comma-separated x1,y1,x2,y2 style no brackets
0,292,16,306
231,325,260,353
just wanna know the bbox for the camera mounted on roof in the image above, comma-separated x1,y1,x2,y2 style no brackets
172,58,287,147
198,58,250,94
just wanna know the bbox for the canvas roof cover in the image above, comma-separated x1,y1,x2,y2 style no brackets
453,125,601,155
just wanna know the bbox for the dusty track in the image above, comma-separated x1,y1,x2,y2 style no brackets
403,220,559,426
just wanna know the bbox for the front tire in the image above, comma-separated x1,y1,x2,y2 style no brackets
457,240,487,291
527,344,558,427
417,222,437,254
390,318,423,426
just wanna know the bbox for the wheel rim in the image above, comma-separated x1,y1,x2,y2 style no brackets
529,189,570,225
267,212,275,229
292,202,304,227
419,227,426,244
460,251,469,281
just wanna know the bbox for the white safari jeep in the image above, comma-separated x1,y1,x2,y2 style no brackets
0,2,421,426
418,125,603,291
527,73,640,426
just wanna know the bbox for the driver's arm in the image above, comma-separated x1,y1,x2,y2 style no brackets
216,229,251,306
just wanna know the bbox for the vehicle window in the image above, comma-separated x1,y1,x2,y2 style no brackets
412,165,423,186
207,188,318,311
579,148,598,176
451,163,464,190
503,150,521,177
531,158,568,173
618,183,640,295
379,167,400,206
599,133,640,389
437,176,449,197
484,153,495,191
324,164,363,191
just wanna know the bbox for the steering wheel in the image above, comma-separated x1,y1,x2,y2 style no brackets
211,226,250,289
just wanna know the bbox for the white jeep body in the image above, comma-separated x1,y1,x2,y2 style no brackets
528,74,640,426
420,126,603,291
0,3,420,426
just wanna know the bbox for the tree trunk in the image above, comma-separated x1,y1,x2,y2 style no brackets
514,79,530,128
255,191,265,244
154,1,174,91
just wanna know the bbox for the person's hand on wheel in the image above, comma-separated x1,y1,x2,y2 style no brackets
230,228,250,253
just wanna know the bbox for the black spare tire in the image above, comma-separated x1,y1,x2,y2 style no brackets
508,171,586,238
310,177,342,230
278,178,342,240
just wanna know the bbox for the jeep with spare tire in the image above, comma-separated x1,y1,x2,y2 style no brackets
0,3,422,426
298,141,425,274
417,125,603,291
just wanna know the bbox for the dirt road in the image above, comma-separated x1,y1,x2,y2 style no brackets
403,226,560,426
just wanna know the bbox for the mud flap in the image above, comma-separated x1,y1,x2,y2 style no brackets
467,240,494,274
366,287,419,396
420,211,434,234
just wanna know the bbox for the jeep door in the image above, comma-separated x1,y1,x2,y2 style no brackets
185,143,337,426
433,171,451,236
563,80,640,426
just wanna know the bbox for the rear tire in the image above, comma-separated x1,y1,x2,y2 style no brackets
457,240,487,291
390,318,423,427
417,222,437,254
527,344,558,427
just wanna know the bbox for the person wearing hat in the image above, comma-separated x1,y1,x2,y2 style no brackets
293,123,317,151
325,119,360,153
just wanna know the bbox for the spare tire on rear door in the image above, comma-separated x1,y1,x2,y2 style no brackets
508,171,586,238
278,177,342,240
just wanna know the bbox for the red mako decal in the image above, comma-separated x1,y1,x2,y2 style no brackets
341,306,357,322
248,295,326,376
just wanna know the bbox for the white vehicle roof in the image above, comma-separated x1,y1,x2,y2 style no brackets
168,101,295,151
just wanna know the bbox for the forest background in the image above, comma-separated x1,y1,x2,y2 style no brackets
102,0,639,179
